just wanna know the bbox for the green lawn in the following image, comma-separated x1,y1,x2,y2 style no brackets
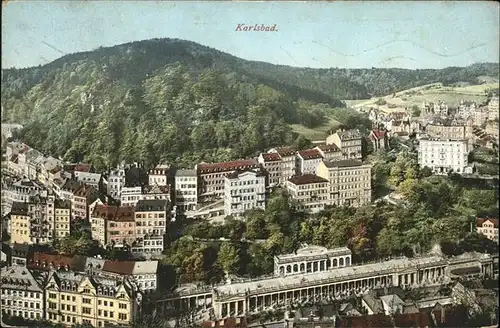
290,115,342,141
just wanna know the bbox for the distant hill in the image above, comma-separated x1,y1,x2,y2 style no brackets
1,38,498,169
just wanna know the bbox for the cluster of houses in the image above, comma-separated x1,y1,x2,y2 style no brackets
0,247,159,327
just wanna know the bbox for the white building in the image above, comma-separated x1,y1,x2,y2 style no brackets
487,96,499,121
0,266,44,321
285,174,329,213
267,147,296,183
418,138,470,174
174,169,198,212
274,245,352,276
131,261,159,293
120,186,143,207
224,170,267,217
476,218,499,244
257,152,282,187
131,235,164,258
107,166,126,199
296,149,323,175
148,165,169,186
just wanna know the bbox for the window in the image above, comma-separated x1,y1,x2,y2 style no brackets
82,307,92,315
119,303,127,309
109,301,114,307
49,293,57,299
82,298,91,304
119,313,128,320
110,311,114,318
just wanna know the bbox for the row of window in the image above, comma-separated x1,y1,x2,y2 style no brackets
2,299,41,308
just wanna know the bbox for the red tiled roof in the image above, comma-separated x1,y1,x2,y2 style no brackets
260,152,281,162
73,184,98,198
371,129,386,139
74,164,92,173
114,206,135,222
297,148,322,160
197,159,259,174
273,147,295,157
476,217,499,228
316,144,340,153
28,252,80,271
102,260,135,275
287,174,328,185
92,205,134,222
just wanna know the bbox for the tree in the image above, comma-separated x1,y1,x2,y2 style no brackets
217,242,240,274
59,233,95,256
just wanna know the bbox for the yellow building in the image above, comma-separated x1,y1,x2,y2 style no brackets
325,129,362,159
45,270,140,327
316,159,372,207
10,202,31,245
55,199,71,239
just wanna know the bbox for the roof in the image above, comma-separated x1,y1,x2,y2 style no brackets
61,179,83,192
315,144,340,153
10,202,29,216
135,199,168,212
143,184,170,194
12,243,31,257
270,146,295,157
73,184,99,199
322,159,364,168
336,129,362,140
197,159,259,174
102,260,135,275
54,199,72,209
131,261,159,274
297,148,323,160
28,252,85,272
114,206,135,222
362,292,384,314
276,245,352,264
260,152,282,162
476,217,499,228
73,163,92,173
287,174,329,185
370,129,386,139
1,266,43,292
175,169,197,177
225,169,266,180
92,205,134,222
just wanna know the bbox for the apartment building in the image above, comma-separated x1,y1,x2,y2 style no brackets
316,159,372,207
268,147,296,183
224,170,267,217
487,96,499,121
476,218,499,244
57,179,82,201
314,144,343,161
285,174,329,213
174,169,198,212
142,184,171,203
107,166,126,199
257,152,282,186
131,235,164,258
1,266,44,321
54,199,71,239
473,106,490,127
72,184,99,220
44,270,139,327
326,129,362,159
90,205,135,247
102,260,159,293
418,138,469,174
2,179,46,205
120,186,142,207
10,196,56,245
425,123,471,140
134,199,168,240
296,149,323,175
148,164,169,186
70,164,101,188
196,159,260,203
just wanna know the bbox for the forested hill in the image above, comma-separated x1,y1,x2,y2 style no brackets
1,38,498,170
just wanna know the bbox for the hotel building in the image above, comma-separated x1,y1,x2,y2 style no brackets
417,138,469,174
285,174,329,213
223,170,267,217
296,149,323,175
174,169,198,212
326,129,362,160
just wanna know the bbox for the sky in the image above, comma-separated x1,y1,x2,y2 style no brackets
2,1,499,70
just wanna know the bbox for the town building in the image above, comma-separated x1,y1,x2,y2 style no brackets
106,165,126,199
90,205,135,247
134,199,168,241
268,147,296,183
1,179,46,211
71,164,102,188
56,179,82,202
425,123,470,140
476,218,499,243
326,129,362,159
314,144,343,161
368,129,389,151
44,270,140,327
1,266,44,321
224,170,267,217
10,196,56,245
316,159,372,207
72,184,99,220
285,174,329,213
296,149,323,175
174,169,198,212
487,96,499,121
196,159,260,203
120,186,143,207
148,164,169,186
274,245,352,276
130,235,164,258
101,260,159,293
473,106,490,127
257,152,282,187
141,184,171,203
54,199,71,239
417,138,470,175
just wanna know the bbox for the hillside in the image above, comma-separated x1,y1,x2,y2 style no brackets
1,38,499,169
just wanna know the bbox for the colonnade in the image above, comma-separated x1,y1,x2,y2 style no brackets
277,256,351,276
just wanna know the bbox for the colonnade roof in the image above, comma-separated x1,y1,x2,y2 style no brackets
216,256,447,297
275,246,352,264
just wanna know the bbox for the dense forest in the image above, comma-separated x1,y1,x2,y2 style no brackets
1,38,498,169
